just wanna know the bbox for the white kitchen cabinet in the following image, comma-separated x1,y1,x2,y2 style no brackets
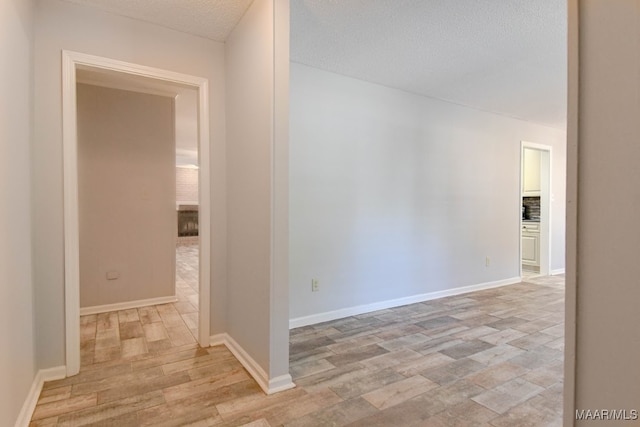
522,148,541,197
522,222,540,267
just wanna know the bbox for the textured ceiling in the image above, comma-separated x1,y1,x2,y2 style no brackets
62,0,566,128
291,0,567,129
60,0,254,41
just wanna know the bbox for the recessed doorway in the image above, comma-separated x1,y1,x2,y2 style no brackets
62,51,211,376
520,141,552,279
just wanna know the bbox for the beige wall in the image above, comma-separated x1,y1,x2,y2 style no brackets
0,0,37,424
77,84,176,307
33,0,228,368
225,0,290,380
568,1,640,424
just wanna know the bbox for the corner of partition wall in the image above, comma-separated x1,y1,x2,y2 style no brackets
563,0,579,425
61,49,81,378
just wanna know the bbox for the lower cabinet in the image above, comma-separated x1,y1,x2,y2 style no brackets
522,223,540,267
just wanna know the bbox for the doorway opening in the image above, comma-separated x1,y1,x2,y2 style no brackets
520,141,552,279
62,51,211,376
173,88,200,344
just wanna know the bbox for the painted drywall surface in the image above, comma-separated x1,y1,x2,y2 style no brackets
289,63,566,320
226,0,290,379
175,88,199,166
225,0,272,375
33,0,227,368
77,84,175,307
0,0,37,424
176,167,199,203
564,2,578,423
572,1,640,420
271,0,291,380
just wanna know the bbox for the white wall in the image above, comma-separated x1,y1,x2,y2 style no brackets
176,167,199,203
568,1,640,423
0,0,37,424
77,84,176,307
289,63,566,321
33,0,227,369
272,0,291,382
225,0,291,382
175,88,199,166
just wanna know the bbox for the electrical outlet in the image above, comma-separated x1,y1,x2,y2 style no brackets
485,256,491,267
106,270,120,280
311,278,319,292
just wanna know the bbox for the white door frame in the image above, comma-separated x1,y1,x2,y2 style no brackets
62,50,211,376
519,141,552,277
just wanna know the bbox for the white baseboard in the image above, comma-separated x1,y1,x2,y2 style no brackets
209,333,295,395
15,366,66,427
289,276,522,329
551,268,566,276
79,295,178,316
267,373,296,394
209,333,226,347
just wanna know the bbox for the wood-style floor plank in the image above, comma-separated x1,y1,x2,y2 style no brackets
30,247,564,426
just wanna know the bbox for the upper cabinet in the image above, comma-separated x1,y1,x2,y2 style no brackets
522,147,541,196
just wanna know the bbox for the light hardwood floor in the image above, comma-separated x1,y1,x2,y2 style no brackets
175,245,199,339
31,267,564,426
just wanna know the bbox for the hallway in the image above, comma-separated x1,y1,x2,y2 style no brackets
175,244,199,339
76,245,200,367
